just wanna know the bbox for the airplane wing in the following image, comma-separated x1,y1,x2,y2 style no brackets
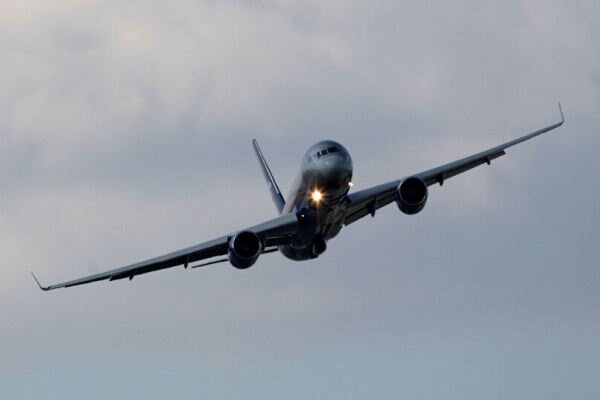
32,213,300,291
344,104,565,225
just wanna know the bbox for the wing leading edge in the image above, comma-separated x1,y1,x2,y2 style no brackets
344,104,565,225
32,213,300,291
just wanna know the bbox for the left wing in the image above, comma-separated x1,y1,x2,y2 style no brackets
32,213,299,291
344,104,565,225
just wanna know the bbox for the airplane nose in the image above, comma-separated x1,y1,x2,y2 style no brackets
319,155,352,183
321,164,347,181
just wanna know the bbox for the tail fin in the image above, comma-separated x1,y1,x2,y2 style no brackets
252,139,286,214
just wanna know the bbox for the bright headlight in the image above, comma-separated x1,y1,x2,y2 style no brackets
311,190,323,203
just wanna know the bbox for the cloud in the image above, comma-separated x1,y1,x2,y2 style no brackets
1,1,599,399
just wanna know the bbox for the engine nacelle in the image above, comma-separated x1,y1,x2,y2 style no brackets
228,230,262,269
396,177,428,215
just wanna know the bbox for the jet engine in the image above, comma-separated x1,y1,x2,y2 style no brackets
228,230,262,269
396,176,428,215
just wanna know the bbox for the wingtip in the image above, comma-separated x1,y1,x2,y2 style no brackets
558,102,565,124
30,271,50,291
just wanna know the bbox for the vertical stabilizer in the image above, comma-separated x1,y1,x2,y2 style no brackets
252,139,286,214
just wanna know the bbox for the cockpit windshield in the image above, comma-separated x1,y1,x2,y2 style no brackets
304,146,342,164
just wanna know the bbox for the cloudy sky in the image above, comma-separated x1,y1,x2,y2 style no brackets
1,0,599,398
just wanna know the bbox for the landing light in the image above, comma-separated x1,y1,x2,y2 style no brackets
311,190,323,203
348,182,354,187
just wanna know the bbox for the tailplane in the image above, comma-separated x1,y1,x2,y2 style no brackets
252,139,286,214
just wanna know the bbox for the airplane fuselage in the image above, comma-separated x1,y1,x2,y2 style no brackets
279,140,353,260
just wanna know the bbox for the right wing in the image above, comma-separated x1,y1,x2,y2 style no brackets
344,104,565,225
32,213,299,291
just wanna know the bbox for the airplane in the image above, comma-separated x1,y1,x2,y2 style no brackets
32,104,565,291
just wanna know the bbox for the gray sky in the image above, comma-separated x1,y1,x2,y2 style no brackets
1,1,599,399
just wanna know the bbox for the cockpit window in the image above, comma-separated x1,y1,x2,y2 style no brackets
308,146,344,162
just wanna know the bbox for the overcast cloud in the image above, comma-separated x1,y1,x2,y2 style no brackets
1,1,599,399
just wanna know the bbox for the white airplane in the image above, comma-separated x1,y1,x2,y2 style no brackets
32,105,565,291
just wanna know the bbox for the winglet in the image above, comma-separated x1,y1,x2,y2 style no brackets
31,271,50,291
558,102,565,124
